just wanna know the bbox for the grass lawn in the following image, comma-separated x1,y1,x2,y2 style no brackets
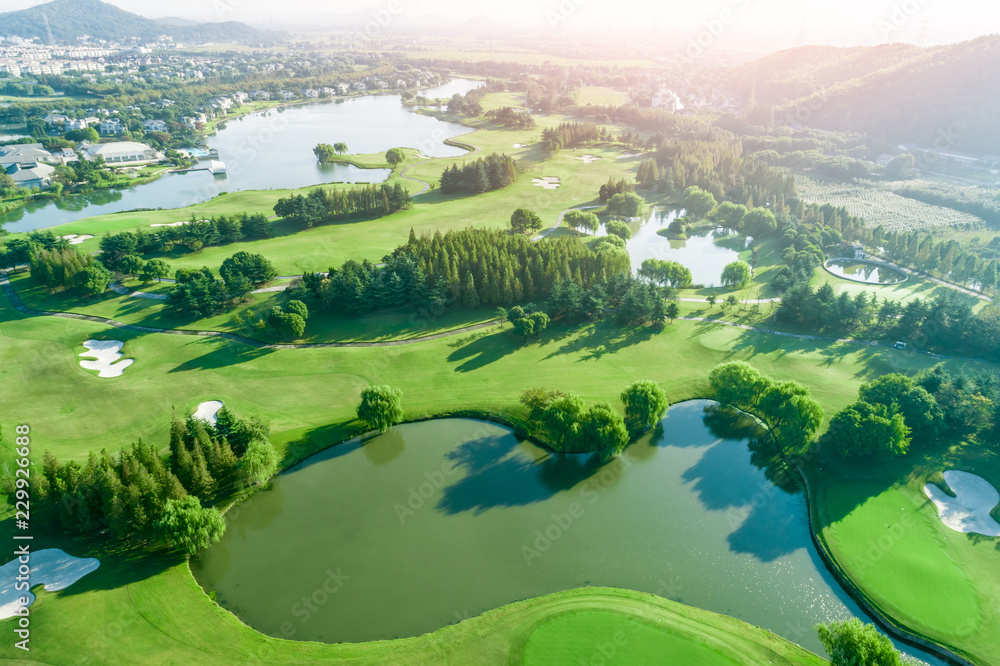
810,264,990,313
812,441,1000,665
522,606,825,666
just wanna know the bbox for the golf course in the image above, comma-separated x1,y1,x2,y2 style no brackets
2,81,999,666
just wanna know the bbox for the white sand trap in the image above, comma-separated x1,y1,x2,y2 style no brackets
513,143,526,148
193,400,224,426
924,470,1000,537
60,234,94,245
78,340,134,378
575,154,602,163
0,548,100,620
532,176,561,190
150,221,190,228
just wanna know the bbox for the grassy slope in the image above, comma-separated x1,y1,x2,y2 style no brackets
812,442,1000,665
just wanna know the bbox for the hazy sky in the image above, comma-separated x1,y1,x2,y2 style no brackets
2,0,998,48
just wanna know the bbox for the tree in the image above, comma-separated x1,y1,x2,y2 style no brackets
724,294,739,310
620,381,668,434
334,142,348,154
118,254,145,279
721,261,752,287
357,385,404,433
77,262,112,297
564,209,599,234
683,186,717,219
313,143,337,163
606,192,645,218
385,147,406,166
741,207,778,238
578,403,630,460
286,299,309,320
236,438,280,489
139,258,170,284
605,219,632,241
639,259,692,288
155,497,226,555
513,311,549,341
495,306,508,327
665,301,679,323
66,126,99,143
542,394,586,450
822,401,910,458
220,251,278,285
712,201,747,230
858,373,941,443
510,208,543,234
815,619,901,666
758,380,824,453
709,361,770,412
707,294,718,308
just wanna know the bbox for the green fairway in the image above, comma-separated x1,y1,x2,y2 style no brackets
814,450,1000,664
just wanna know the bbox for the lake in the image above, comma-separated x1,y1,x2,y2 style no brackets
825,259,907,285
0,78,481,233
625,208,745,287
192,402,940,663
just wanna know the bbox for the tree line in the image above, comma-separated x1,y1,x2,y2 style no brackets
439,153,519,194
290,227,632,316
3,408,279,555
98,213,273,266
483,106,536,129
541,122,604,157
273,182,410,228
28,246,112,297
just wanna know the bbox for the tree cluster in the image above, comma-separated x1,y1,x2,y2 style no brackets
541,122,603,157
29,246,112,297
598,177,633,203
439,153,518,194
167,252,277,316
708,361,824,453
273,182,410,228
483,106,536,129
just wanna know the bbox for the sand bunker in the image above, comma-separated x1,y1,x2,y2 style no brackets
79,340,134,378
575,154,602,163
513,143,526,148
193,400,224,426
0,548,100,620
150,221,190,228
60,234,94,245
532,176,561,190
924,470,1000,537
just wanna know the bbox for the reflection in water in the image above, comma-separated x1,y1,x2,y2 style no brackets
192,407,939,663
625,208,744,286
826,259,906,285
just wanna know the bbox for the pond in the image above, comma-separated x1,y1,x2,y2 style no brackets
192,402,940,663
0,78,480,234
825,258,907,285
624,207,746,287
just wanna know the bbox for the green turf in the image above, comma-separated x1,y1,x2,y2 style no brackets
813,445,1000,665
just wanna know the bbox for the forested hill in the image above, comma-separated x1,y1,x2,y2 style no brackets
726,36,1000,153
0,0,264,43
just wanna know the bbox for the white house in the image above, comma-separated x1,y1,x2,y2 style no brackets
232,91,249,104
81,141,160,164
319,86,337,97
5,162,55,189
336,82,350,95
208,96,233,111
143,119,167,132
279,90,295,101
100,119,124,135
301,88,318,99
251,90,270,101
44,113,70,124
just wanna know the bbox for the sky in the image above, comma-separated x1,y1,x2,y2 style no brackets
1,0,998,48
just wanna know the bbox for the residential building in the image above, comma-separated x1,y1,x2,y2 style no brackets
208,96,233,111
251,90,270,101
279,90,295,101
302,88,319,99
232,91,249,104
100,119,124,135
0,143,55,166
143,119,167,132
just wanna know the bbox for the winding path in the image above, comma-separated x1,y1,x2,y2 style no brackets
0,271,973,361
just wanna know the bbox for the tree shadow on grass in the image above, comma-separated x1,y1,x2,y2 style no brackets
436,434,601,514
166,338,275,373
542,322,657,361
446,331,518,372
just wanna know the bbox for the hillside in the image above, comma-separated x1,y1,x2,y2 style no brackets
0,0,263,43
727,36,1000,153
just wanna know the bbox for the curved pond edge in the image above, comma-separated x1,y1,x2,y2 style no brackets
192,401,970,664
822,257,908,285
794,464,976,666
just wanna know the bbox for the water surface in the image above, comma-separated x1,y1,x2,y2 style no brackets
192,402,940,663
